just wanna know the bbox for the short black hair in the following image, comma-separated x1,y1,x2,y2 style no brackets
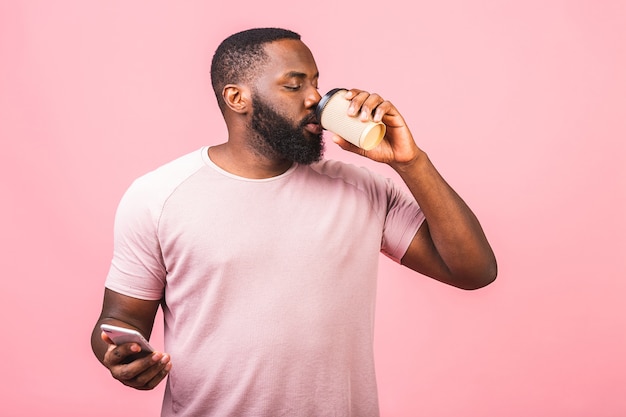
210,28,301,112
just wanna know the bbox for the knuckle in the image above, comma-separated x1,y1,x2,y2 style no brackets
134,375,149,386
116,367,134,381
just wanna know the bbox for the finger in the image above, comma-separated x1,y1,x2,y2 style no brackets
103,341,143,367
110,351,166,384
346,91,370,117
345,90,386,121
359,93,385,121
372,100,393,123
331,134,367,156
126,354,172,390
101,331,114,345
343,89,361,100
137,358,173,390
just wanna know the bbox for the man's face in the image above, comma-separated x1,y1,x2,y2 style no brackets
249,91,324,165
247,39,324,165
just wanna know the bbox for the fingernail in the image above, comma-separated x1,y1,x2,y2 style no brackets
161,354,170,364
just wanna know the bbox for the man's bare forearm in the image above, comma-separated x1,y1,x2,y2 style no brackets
392,150,497,288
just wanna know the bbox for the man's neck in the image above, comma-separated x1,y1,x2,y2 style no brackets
207,143,294,179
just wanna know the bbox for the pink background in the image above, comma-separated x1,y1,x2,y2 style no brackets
1,1,625,416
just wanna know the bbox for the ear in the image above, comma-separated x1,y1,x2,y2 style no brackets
222,84,250,114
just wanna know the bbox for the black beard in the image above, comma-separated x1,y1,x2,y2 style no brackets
249,95,324,165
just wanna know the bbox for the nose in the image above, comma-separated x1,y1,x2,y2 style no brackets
305,86,322,110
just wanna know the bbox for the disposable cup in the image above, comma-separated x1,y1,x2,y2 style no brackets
316,88,386,150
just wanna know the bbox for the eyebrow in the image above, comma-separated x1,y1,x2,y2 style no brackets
284,71,319,80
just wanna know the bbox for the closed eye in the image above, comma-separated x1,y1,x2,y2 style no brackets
284,85,301,91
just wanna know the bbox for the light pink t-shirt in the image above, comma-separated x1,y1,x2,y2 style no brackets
106,147,424,417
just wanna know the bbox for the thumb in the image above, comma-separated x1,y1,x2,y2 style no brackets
332,134,363,155
101,331,115,346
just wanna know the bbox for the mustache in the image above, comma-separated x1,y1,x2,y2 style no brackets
300,112,318,126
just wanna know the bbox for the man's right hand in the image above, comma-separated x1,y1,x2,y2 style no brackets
101,332,172,390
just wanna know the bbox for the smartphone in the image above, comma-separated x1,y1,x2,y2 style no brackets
100,324,154,354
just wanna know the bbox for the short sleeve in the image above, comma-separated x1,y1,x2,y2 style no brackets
380,179,425,263
105,179,167,300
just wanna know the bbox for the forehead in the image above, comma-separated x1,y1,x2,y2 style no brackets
259,39,319,81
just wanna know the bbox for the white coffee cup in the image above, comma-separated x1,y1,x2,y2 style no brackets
316,88,386,150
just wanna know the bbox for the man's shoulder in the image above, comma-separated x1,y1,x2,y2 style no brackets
138,147,205,182
123,147,207,203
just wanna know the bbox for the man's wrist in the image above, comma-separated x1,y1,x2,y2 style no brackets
390,149,429,174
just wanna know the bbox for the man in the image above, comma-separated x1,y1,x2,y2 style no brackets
91,27,496,416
